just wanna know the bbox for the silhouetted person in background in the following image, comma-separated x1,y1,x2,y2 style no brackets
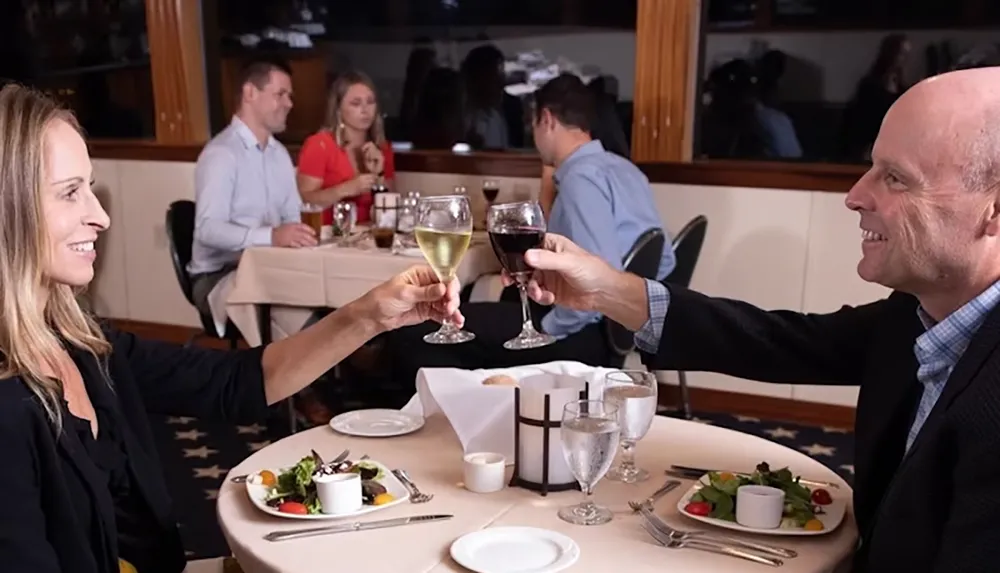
397,45,437,141
460,44,524,149
839,34,912,161
410,67,469,150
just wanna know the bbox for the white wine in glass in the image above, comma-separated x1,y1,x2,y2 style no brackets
414,195,475,344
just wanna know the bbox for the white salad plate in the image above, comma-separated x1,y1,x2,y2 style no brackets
245,459,408,520
676,474,846,536
329,409,425,437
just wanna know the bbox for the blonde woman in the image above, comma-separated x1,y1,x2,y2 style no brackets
0,84,462,573
296,71,394,226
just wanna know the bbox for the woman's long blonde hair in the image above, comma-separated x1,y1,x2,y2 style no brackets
324,70,386,148
0,84,111,429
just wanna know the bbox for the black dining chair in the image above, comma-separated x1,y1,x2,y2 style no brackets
664,215,708,419
165,200,242,349
603,227,667,367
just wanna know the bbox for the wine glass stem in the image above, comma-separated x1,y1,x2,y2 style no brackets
620,441,637,473
578,483,596,516
517,283,536,334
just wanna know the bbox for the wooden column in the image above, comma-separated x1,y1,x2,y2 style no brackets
631,0,700,162
145,0,210,144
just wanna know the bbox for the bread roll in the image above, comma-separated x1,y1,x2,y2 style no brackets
482,374,519,387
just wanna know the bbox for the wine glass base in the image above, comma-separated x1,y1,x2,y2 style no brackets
606,465,650,483
558,503,614,526
503,331,557,350
423,329,476,344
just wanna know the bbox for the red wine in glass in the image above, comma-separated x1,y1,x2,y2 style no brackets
488,227,544,283
482,182,500,204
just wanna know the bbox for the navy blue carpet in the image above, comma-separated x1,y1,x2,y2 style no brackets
150,406,856,559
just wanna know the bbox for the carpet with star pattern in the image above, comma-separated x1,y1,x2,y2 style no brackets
150,408,856,559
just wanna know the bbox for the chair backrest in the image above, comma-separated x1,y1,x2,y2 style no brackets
165,200,196,305
605,228,667,357
667,215,708,289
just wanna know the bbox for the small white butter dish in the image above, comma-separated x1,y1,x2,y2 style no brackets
735,485,785,529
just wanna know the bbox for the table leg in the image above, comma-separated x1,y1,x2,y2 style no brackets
256,304,297,435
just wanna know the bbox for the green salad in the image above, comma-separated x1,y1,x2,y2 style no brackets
262,455,390,515
684,462,826,529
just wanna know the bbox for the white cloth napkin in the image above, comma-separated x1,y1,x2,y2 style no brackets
400,361,620,462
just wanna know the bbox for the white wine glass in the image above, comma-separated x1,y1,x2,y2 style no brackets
558,399,620,526
414,195,475,344
602,370,658,483
486,201,556,349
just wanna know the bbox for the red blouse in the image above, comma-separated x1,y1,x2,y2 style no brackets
296,130,396,224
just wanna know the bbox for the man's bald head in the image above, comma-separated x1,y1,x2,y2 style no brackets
846,66,1000,320
883,67,1000,194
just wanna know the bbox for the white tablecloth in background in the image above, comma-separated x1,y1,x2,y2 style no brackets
218,414,857,573
223,236,500,346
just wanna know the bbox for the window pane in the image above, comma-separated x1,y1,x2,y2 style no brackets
1,0,155,139
206,0,637,154
696,0,1000,164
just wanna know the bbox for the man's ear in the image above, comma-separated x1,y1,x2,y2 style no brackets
983,186,1000,237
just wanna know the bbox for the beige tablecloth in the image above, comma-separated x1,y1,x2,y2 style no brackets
218,415,857,573
224,236,500,346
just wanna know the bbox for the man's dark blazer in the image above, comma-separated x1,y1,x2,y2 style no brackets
645,285,1000,573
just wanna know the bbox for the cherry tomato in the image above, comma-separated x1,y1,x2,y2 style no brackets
811,488,833,505
684,501,711,516
278,501,308,515
803,518,824,531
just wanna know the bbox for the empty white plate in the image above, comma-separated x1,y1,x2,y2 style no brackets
450,526,580,573
328,409,425,437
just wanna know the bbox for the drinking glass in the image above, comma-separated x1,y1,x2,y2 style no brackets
482,180,500,208
300,203,323,242
333,201,356,245
486,201,556,350
602,370,658,483
558,400,621,526
414,195,475,344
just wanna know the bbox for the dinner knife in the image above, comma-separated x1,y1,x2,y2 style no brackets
669,465,841,489
263,514,453,542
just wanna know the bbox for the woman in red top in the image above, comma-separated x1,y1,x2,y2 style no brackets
296,70,395,224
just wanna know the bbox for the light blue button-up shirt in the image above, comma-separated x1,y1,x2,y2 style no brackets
541,140,675,338
188,116,302,275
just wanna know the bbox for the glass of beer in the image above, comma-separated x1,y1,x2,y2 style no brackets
301,203,323,242
414,195,475,344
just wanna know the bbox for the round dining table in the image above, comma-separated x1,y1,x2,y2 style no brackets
217,414,858,573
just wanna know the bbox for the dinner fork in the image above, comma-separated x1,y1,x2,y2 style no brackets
392,469,433,503
639,519,783,567
638,506,797,559
627,479,681,512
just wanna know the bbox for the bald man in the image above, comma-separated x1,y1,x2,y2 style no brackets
507,68,1000,572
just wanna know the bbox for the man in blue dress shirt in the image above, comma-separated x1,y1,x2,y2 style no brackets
388,74,674,380
188,59,317,320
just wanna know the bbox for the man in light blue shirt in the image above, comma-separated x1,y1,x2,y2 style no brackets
386,74,674,381
189,59,317,317
536,75,674,338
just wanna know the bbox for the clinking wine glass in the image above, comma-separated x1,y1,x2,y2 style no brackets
558,400,621,526
486,201,557,350
413,195,475,344
601,370,658,483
